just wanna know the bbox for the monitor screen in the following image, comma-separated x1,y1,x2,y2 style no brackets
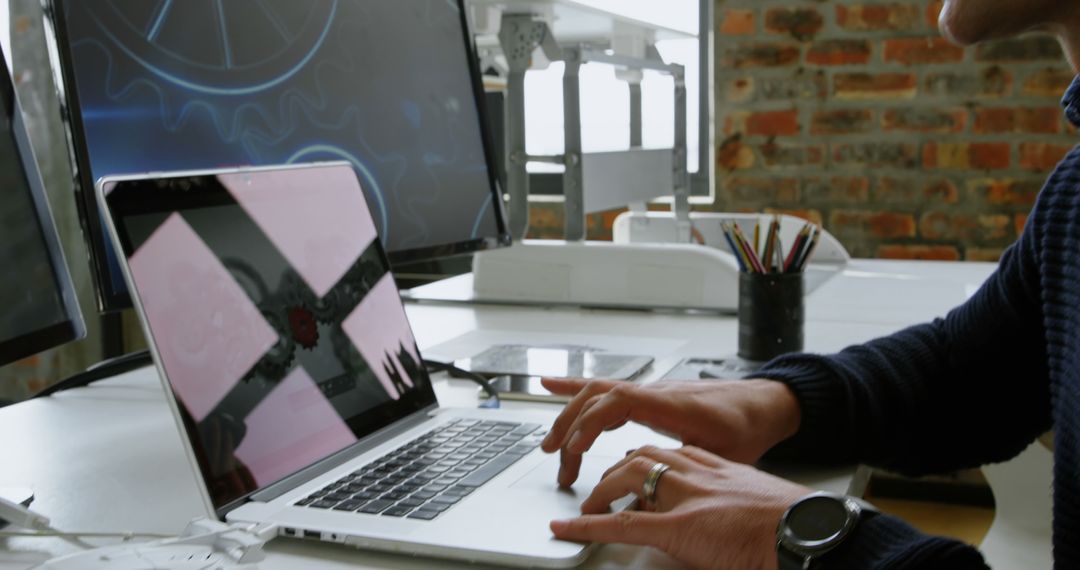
0,46,85,366
45,0,509,311
101,164,437,513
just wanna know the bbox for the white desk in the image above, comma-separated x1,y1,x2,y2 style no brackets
0,260,1030,569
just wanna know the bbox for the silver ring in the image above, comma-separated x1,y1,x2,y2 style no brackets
642,462,671,507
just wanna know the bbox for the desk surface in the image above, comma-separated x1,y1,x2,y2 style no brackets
0,260,1007,569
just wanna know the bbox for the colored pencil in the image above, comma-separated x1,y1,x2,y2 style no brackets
796,227,822,272
783,224,811,272
720,222,748,273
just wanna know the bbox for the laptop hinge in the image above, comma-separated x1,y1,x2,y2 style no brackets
220,403,441,518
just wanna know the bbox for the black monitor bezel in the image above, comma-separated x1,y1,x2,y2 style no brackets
42,0,512,313
0,44,86,367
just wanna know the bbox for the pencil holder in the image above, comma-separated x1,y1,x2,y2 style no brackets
737,272,804,362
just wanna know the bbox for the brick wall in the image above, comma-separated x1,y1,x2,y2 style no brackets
714,0,1076,260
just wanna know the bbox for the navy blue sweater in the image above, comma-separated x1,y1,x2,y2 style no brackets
758,77,1080,568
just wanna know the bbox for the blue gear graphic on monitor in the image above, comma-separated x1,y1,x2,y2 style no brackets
81,0,393,235
94,0,337,95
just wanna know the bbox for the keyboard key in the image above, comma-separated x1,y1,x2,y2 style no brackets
421,501,451,512
423,484,449,493
310,499,339,509
383,506,413,517
510,423,542,436
359,500,394,514
430,495,462,505
334,500,364,511
444,486,474,497
458,454,522,488
294,496,316,506
407,509,440,520
412,490,438,500
351,491,379,501
398,498,425,508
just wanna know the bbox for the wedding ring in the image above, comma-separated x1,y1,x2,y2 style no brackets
642,462,671,507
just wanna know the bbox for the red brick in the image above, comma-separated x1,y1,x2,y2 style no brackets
745,110,801,136
1022,68,1076,97
803,177,870,203
923,142,1010,170
717,134,756,171
833,142,919,168
926,0,944,27
763,208,824,226
965,248,1005,262
726,43,802,68
874,177,958,204
720,9,756,36
969,179,1042,206
884,37,964,65
1019,142,1074,171
924,179,960,203
835,73,917,100
811,109,875,135
831,210,916,239
722,176,801,203
974,108,1061,134
765,7,824,41
975,36,1063,62
758,70,828,100
869,212,918,239
808,39,872,65
924,67,1012,98
920,212,1011,240
836,4,919,31
759,141,825,167
882,108,967,133
877,244,960,261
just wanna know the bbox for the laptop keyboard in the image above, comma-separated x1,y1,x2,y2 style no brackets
294,419,545,521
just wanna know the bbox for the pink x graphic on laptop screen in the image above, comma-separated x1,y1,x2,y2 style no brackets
101,163,436,510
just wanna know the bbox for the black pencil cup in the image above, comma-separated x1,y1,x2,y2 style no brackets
737,272,804,362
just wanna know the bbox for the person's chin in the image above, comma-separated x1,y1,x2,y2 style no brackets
938,6,988,45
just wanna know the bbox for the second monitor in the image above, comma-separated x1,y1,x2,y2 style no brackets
43,0,509,311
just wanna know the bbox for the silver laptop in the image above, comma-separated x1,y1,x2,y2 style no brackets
97,162,667,568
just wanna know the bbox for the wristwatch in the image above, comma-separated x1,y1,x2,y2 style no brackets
776,491,880,570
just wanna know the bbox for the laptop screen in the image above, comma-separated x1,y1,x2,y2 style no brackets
100,163,437,512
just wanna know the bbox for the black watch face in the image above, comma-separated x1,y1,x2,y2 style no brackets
788,495,850,542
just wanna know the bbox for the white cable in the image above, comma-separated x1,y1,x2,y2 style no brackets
0,530,175,540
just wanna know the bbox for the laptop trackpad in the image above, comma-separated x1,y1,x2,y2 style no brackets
509,453,623,494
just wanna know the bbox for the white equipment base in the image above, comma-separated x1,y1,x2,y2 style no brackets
469,240,742,311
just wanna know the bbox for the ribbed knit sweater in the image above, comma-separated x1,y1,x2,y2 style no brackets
756,77,1080,568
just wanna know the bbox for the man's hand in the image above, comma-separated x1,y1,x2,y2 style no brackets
550,445,810,570
541,378,801,487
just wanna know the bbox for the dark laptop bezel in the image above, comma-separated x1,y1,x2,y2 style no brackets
101,165,440,517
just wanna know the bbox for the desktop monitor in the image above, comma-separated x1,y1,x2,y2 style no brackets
0,46,86,367
42,0,510,311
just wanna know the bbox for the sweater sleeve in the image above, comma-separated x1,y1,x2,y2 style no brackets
757,203,1051,476
817,514,988,569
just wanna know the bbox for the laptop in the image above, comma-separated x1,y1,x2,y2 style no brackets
97,162,671,568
